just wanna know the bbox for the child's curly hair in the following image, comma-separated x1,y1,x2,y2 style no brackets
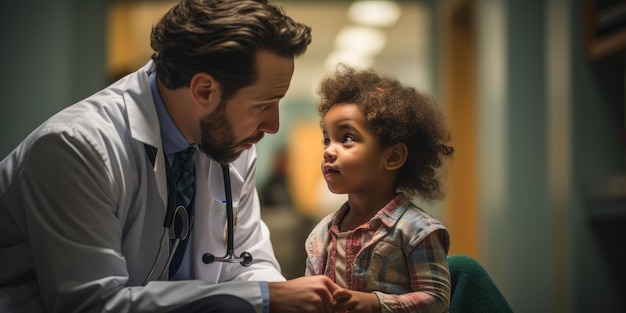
317,64,454,201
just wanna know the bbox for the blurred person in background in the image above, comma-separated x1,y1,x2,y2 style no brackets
260,147,293,207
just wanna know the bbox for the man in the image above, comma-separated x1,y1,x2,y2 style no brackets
0,0,341,312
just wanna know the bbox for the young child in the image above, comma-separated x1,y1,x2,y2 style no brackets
305,65,454,313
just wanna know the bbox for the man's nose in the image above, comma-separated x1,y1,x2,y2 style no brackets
258,107,280,134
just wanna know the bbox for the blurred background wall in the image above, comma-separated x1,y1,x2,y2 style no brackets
1,0,624,312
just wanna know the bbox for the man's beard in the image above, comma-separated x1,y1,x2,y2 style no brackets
198,100,264,164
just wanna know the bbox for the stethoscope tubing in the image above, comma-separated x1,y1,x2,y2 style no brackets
141,145,252,286
142,145,180,285
142,230,168,285
223,164,235,256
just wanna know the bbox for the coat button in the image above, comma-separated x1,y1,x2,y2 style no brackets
360,259,368,267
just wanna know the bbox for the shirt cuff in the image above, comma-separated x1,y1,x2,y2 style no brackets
260,281,270,313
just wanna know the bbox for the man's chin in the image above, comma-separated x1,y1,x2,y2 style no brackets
199,147,241,164
239,143,254,151
221,143,258,162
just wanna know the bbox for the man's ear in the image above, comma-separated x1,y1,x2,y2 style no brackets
189,72,219,110
384,143,408,171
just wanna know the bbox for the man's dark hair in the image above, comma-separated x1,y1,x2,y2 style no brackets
151,0,311,100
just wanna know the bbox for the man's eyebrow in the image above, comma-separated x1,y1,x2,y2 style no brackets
259,95,284,102
263,88,287,100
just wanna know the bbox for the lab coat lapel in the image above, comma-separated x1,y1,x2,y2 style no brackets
124,61,168,207
115,61,171,284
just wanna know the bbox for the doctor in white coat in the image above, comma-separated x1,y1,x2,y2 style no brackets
0,1,341,312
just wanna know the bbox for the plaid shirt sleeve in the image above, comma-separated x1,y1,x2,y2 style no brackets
374,229,451,313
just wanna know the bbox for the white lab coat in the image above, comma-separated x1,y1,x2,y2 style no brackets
0,62,285,313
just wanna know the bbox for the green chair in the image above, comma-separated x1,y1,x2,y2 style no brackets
448,255,514,313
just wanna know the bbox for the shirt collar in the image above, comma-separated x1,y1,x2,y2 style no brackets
329,193,409,231
149,72,192,156
376,193,410,228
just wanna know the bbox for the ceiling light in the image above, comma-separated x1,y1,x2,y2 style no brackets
347,0,401,27
324,49,374,70
334,26,387,56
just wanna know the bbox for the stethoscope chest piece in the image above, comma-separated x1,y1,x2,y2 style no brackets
169,205,190,241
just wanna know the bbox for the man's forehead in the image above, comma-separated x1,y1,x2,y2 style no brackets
252,51,295,97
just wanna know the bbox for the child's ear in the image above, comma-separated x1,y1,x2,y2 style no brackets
384,143,408,171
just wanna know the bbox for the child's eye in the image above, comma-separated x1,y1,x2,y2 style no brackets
323,138,330,148
342,135,354,144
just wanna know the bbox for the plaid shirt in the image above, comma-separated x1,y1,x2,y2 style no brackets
305,193,451,313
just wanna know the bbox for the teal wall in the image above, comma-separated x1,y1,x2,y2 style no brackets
474,0,625,312
0,1,108,158
476,0,552,310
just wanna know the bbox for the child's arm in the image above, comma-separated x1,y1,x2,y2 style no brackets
379,232,451,313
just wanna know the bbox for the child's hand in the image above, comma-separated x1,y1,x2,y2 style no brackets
333,289,381,313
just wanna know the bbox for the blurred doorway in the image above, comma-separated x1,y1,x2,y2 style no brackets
441,0,480,259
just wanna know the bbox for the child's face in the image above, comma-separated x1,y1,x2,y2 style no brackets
321,103,390,195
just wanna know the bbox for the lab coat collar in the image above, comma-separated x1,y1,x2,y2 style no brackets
125,61,162,150
123,61,168,205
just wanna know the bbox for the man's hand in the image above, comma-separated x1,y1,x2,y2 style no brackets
268,275,341,313
333,289,381,313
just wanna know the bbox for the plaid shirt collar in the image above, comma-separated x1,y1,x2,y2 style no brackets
327,192,411,231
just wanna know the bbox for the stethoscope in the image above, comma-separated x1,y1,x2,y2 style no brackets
142,145,253,285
